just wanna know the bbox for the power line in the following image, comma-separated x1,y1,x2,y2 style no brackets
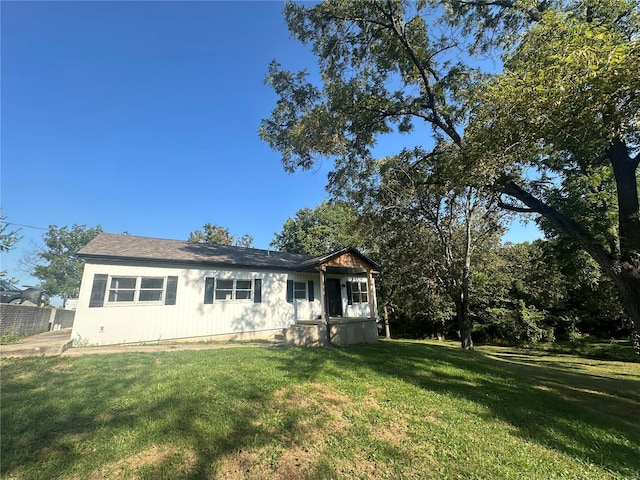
1,222,48,230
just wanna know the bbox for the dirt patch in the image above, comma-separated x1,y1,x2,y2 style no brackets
372,417,409,446
273,383,353,441
216,383,355,479
65,444,197,480
215,445,321,480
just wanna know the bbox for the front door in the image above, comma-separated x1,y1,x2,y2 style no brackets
326,278,343,317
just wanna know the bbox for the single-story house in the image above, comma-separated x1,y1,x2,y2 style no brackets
72,233,380,346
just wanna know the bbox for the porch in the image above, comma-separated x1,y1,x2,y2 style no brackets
281,317,378,347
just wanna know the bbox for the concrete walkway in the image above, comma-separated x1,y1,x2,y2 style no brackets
1,328,279,358
0,328,74,358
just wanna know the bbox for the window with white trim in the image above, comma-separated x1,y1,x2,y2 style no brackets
286,280,314,302
214,279,253,301
351,281,368,304
108,276,165,304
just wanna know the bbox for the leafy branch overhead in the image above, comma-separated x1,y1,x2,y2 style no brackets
261,0,640,349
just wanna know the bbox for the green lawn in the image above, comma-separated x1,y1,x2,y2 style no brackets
2,340,639,479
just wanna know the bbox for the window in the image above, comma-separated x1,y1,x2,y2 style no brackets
236,280,252,300
139,278,164,301
215,279,234,300
294,281,307,300
89,274,177,308
286,280,314,302
351,281,368,304
108,277,137,302
206,278,255,302
108,276,164,303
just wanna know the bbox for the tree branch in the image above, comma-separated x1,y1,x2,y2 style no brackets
500,179,616,273
497,200,534,213
380,0,463,146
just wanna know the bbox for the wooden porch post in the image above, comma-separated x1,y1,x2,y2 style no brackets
319,267,328,323
319,266,331,345
366,269,376,320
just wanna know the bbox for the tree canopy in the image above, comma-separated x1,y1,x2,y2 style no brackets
31,224,103,300
187,223,253,248
261,0,640,349
0,210,22,281
271,201,362,255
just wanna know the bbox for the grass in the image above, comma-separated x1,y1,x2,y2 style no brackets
1,331,27,345
1,340,639,480
538,338,639,363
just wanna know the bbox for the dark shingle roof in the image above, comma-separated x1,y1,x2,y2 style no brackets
78,233,317,271
79,233,380,272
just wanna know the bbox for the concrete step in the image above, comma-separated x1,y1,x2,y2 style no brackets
1,341,72,357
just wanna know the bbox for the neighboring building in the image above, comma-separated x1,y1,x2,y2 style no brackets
72,233,380,346
64,298,78,311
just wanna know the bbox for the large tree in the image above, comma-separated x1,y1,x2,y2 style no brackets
271,201,363,255
188,223,253,248
364,151,506,347
30,224,103,300
464,2,640,348
260,0,640,349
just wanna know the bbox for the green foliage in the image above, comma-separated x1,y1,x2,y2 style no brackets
0,210,22,280
187,223,253,247
260,0,470,196
271,201,362,254
361,150,507,346
262,0,640,347
467,2,639,166
0,331,26,345
2,343,639,479
0,210,21,253
470,239,628,345
463,1,640,345
31,224,102,300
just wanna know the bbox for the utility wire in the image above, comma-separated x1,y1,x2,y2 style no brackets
0,222,48,230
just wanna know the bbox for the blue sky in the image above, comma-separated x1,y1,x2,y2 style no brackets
1,0,540,288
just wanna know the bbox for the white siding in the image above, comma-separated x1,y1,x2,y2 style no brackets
73,262,326,345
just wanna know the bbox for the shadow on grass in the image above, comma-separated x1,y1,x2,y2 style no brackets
0,348,354,480
2,342,639,479
293,341,640,478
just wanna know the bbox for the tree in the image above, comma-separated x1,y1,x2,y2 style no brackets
187,223,253,248
364,151,506,347
0,210,22,280
260,0,640,349
0,211,21,254
260,0,504,348
464,3,640,349
271,201,363,254
30,224,103,300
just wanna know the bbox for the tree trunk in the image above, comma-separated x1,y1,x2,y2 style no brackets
609,132,640,258
608,138,640,353
456,296,473,349
383,303,391,339
460,195,474,350
612,268,640,354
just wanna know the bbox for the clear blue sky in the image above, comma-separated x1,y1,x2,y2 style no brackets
1,0,540,288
